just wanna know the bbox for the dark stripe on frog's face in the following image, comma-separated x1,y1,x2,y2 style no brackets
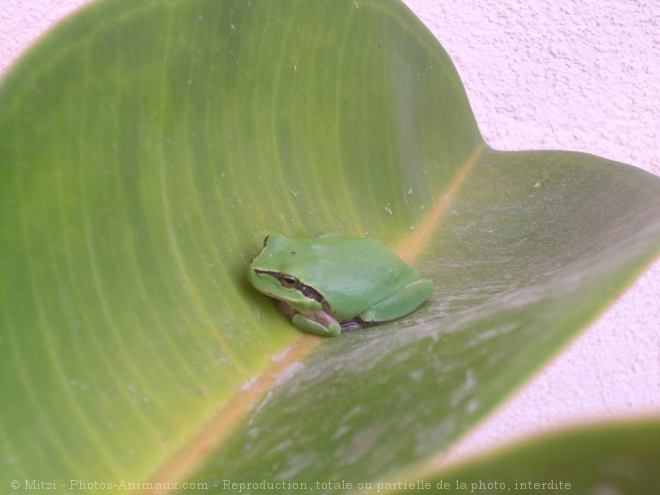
254,269,328,307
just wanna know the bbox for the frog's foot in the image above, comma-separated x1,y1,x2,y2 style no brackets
359,278,434,324
276,301,341,337
292,312,341,337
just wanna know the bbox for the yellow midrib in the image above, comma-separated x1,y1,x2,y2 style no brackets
143,143,486,494
143,336,321,494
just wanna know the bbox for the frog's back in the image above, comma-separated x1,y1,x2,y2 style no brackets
301,235,421,319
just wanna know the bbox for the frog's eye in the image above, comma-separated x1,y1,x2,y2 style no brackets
279,274,299,288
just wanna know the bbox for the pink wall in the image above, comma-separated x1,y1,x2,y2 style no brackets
1,0,658,463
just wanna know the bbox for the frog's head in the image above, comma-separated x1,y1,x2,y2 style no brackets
247,234,324,313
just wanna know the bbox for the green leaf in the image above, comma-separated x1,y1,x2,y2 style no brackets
180,151,660,493
1,0,658,492
417,419,660,495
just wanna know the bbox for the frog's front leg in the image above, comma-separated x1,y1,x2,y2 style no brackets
276,300,341,337
291,312,342,337
359,278,434,323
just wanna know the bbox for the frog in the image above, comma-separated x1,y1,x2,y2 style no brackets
247,233,434,337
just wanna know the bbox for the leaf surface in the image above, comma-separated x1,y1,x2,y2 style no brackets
0,0,658,492
413,419,660,495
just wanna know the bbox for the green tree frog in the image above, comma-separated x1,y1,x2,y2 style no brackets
247,233,434,337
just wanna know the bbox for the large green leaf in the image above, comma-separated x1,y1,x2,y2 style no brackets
1,0,658,492
416,419,660,495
